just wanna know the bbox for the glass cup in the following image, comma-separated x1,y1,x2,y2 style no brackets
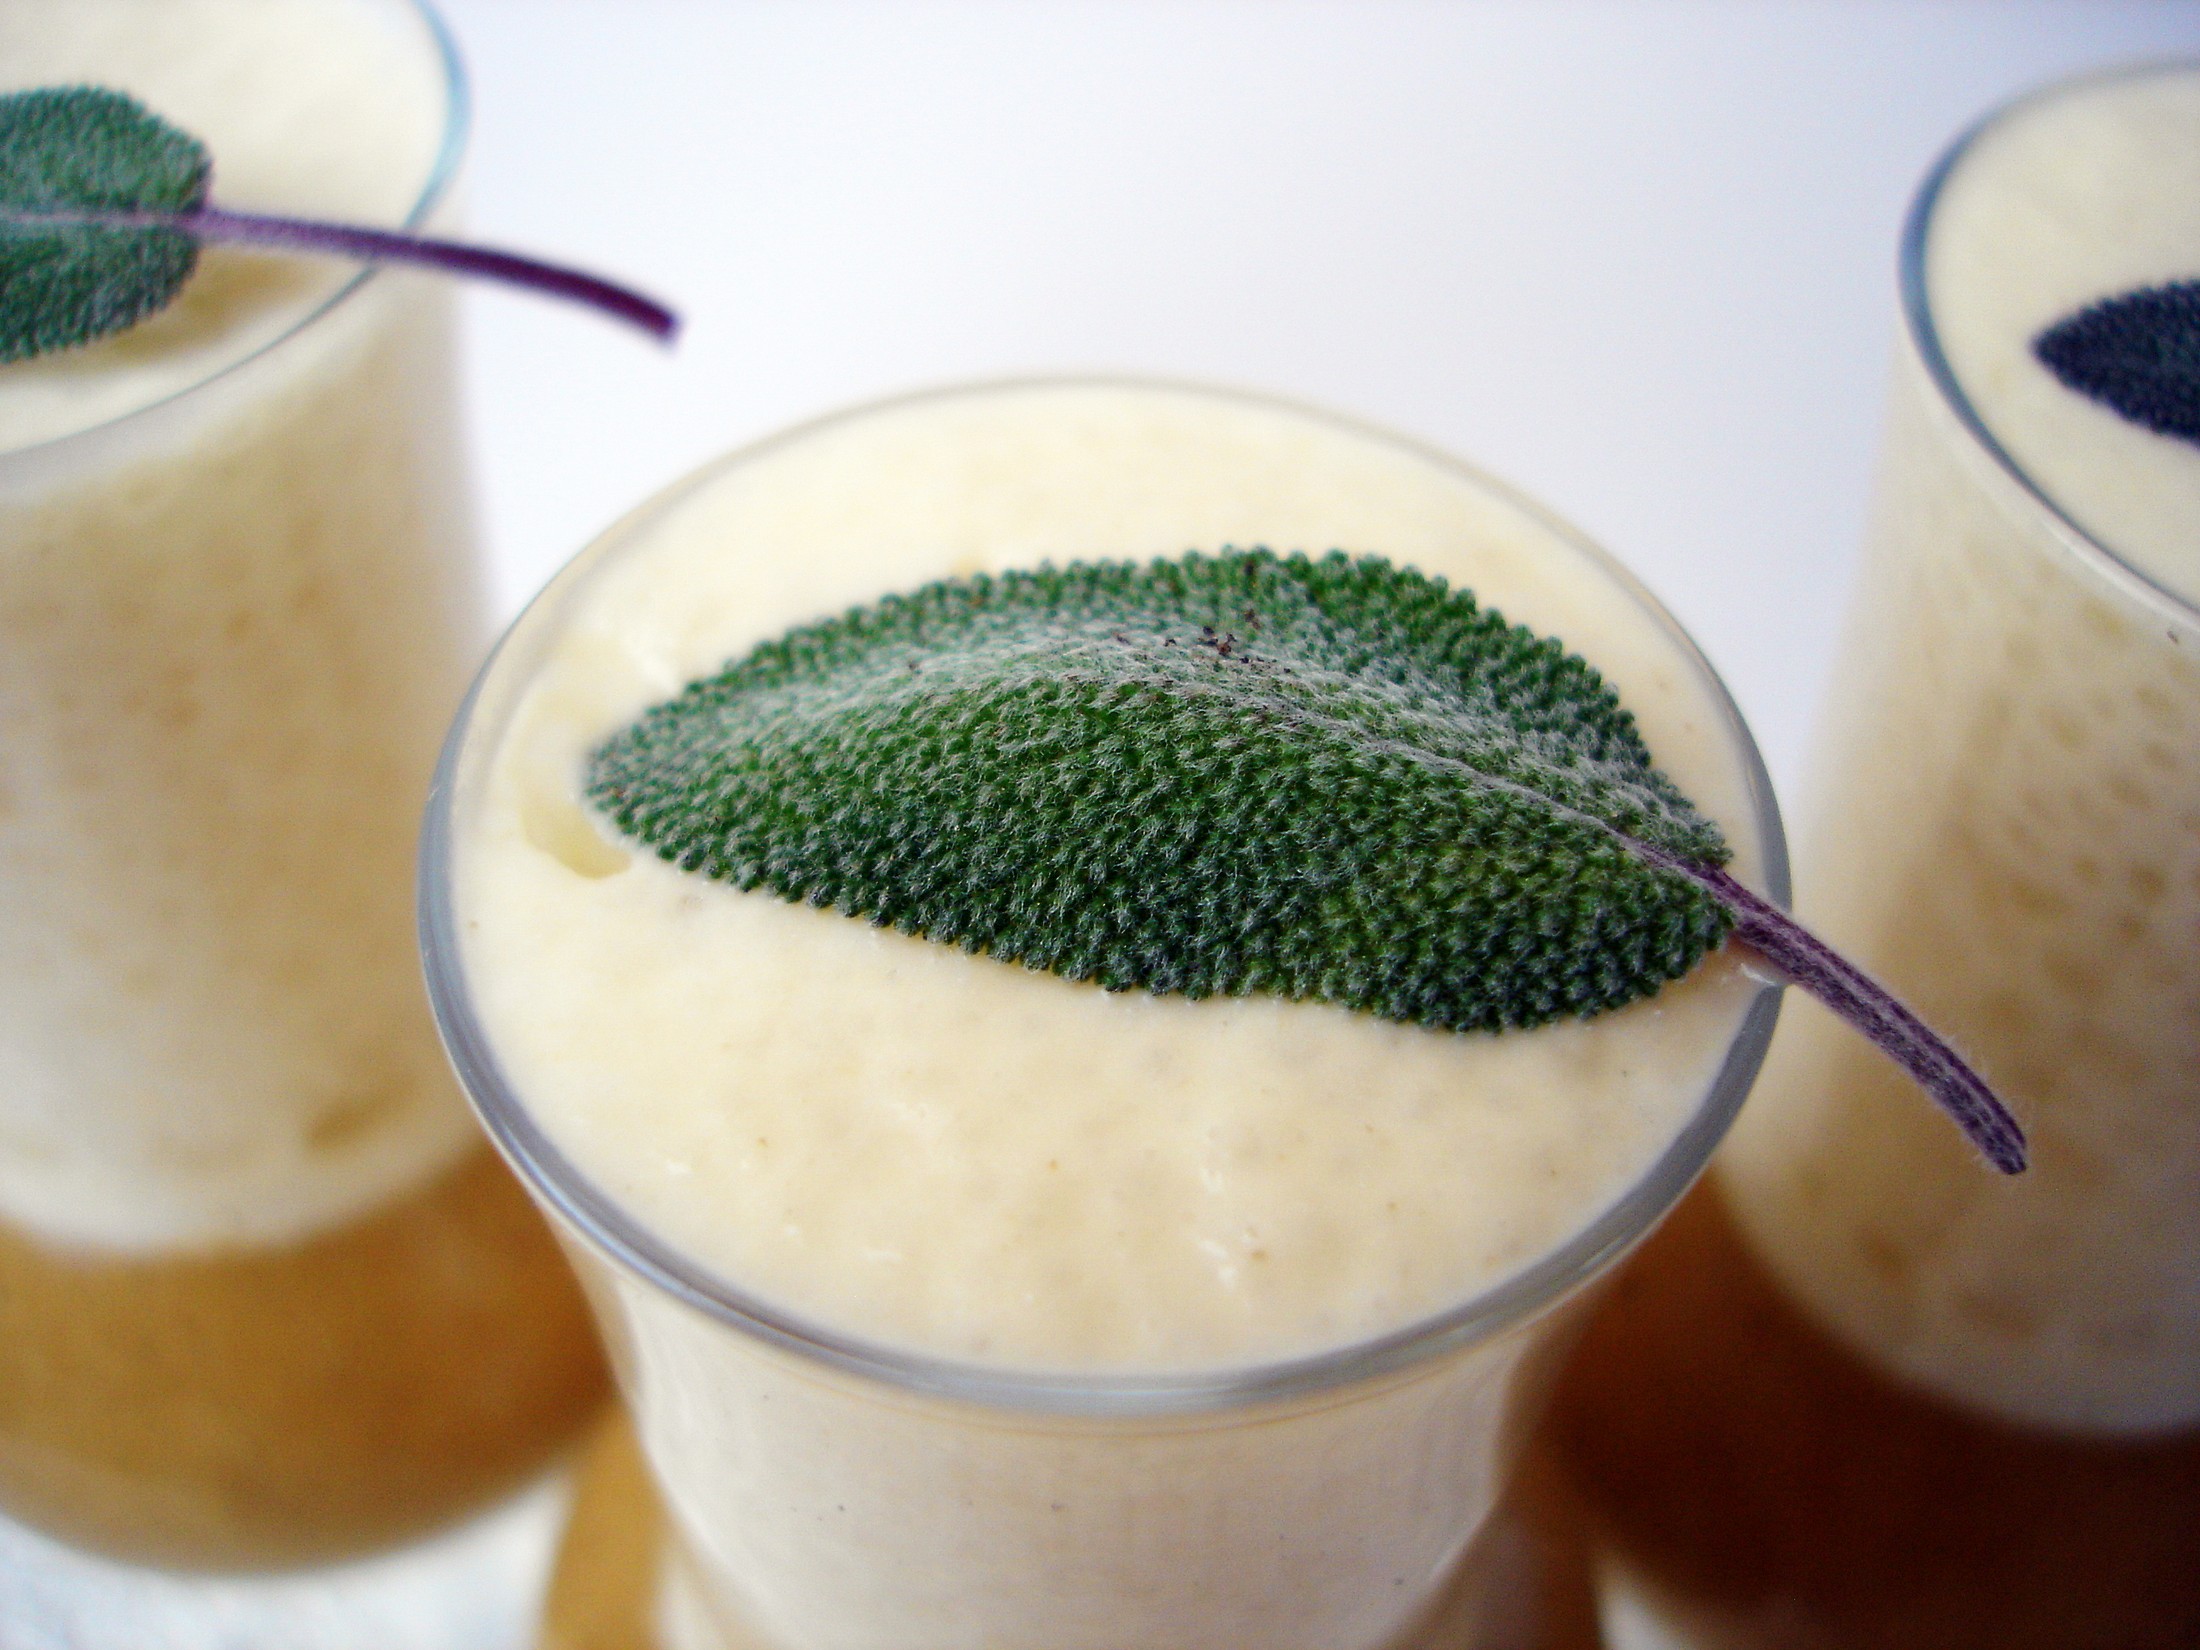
0,0,603,1570
422,379,1786,1650
1719,62,2200,1440
1551,63,2200,1650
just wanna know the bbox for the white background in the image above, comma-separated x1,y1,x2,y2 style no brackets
437,0,2199,806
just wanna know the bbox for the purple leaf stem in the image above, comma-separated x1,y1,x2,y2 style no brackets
1631,841,2027,1176
181,211,673,343
183,206,678,341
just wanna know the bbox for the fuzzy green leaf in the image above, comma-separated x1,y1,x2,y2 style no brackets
2034,280,2200,448
589,549,1736,1034
0,86,209,363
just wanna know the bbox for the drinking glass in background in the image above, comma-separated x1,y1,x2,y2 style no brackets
1555,63,2200,1648
0,0,603,1572
423,379,1787,1650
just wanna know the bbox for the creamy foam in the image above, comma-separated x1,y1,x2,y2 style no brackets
0,0,481,1251
1722,68,2200,1434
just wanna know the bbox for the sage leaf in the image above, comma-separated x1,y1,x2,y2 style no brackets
0,82,676,363
588,550,1737,1035
2034,280,2200,447
587,546,2029,1174
0,86,208,363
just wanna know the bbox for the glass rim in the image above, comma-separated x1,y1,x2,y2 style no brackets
1899,56,2200,635
0,0,469,466
420,373,1791,1419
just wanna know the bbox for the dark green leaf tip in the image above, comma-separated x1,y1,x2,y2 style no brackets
586,549,1736,1035
2034,280,2200,448
0,86,210,363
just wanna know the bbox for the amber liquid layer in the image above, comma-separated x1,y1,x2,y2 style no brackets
1550,1177,2200,1649
0,1146,608,1570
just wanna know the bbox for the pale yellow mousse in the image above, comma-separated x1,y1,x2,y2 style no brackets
454,382,1775,1372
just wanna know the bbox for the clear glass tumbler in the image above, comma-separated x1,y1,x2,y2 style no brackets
1719,63,2200,1439
1550,65,2200,1650
0,0,604,1571
424,379,1784,1650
